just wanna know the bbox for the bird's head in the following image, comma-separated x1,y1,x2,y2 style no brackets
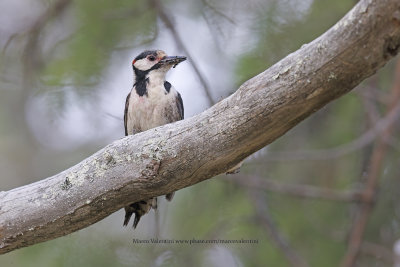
132,50,186,78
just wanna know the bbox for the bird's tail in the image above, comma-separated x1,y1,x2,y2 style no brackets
165,192,175,201
123,198,157,228
123,193,175,229
123,210,133,227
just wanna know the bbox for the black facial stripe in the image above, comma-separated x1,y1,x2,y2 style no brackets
132,50,164,97
164,81,171,93
132,62,163,95
132,60,165,95
148,61,163,71
134,77,149,97
132,60,163,78
133,67,148,81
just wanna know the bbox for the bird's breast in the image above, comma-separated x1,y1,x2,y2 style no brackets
127,84,178,134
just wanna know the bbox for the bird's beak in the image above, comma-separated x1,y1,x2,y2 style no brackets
160,56,187,68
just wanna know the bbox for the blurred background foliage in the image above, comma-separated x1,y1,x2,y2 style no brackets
0,0,399,266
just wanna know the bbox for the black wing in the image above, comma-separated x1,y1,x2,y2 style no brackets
176,92,184,120
124,92,131,136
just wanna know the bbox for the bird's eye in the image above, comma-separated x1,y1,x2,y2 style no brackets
148,56,156,61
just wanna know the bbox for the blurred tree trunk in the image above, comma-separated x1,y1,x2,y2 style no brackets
1,0,400,255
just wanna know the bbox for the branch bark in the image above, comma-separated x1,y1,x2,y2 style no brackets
1,0,400,254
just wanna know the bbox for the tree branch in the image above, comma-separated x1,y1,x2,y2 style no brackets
341,52,400,267
150,0,215,105
360,241,393,264
248,101,400,162
1,0,400,254
225,175,363,202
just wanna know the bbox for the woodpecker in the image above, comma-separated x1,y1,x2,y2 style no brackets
123,50,186,229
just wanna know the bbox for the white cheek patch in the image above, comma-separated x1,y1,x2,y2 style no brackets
134,59,156,71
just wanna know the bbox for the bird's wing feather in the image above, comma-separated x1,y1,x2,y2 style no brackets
123,92,131,136
176,92,184,120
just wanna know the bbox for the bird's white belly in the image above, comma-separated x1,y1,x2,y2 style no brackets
127,88,175,134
